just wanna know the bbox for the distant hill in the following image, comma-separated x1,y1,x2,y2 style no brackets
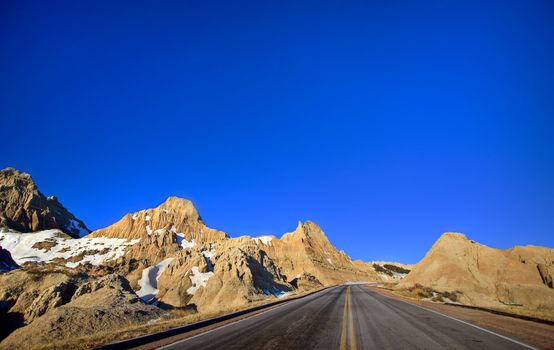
396,232,554,318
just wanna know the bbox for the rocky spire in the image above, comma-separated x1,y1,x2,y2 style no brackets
91,196,228,243
0,167,90,238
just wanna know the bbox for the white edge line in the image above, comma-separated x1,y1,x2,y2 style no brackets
157,286,339,350
385,290,540,350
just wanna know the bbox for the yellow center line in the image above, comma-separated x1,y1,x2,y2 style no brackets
348,287,357,350
340,287,348,350
340,286,356,350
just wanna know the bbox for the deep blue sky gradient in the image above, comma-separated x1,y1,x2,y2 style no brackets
1,1,553,263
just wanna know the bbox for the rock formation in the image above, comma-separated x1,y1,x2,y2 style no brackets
0,187,384,347
0,168,89,238
290,272,323,291
86,198,382,312
155,237,293,313
0,246,17,272
396,232,554,312
246,221,382,285
90,196,228,243
0,269,161,350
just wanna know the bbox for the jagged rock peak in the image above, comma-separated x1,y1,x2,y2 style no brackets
1,167,35,185
159,196,202,221
437,232,468,241
91,196,228,243
0,167,90,238
283,220,327,240
302,220,326,235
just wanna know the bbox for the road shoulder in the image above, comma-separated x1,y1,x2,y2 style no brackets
365,285,554,350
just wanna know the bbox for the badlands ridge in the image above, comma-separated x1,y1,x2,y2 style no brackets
0,167,552,349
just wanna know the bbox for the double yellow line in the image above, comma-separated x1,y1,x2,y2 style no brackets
340,286,357,350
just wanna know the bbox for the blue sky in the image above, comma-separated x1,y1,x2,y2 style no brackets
1,1,553,263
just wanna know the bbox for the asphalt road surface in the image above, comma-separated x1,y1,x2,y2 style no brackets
159,284,537,350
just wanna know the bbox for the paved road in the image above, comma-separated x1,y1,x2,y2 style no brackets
159,284,536,350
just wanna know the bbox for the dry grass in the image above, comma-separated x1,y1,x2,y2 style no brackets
486,305,554,323
23,265,84,280
374,282,396,290
393,283,461,302
382,264,410,274
390,284,554,323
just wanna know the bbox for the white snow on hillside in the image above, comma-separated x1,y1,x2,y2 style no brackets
0,228,140,268
202,246,215,271
187,266,213,295
276,292,292,298
202,247,215,259
262,285,291,298
136,257,174,303
175,234,195,249
377,271,408,280
252,236,273,246
172,226,195,249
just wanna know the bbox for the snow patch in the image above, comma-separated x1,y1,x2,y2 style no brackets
136,258,174,303
203,248,215,259
0,228,140,268
162,209,169,214
132,214,138,220
175,233,195,249
172,226,195,249
262,285,291,298
326,258,334,265
187,266,213,295
422,291,461,304
203,246,215,271
442,297,460,304
277,292,292,298
253,236,273,246
145,215,151,221
371,264,408,280
391,271,407,279
146,225,152,236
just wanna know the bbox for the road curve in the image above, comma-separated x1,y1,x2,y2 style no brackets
159,284,537,350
